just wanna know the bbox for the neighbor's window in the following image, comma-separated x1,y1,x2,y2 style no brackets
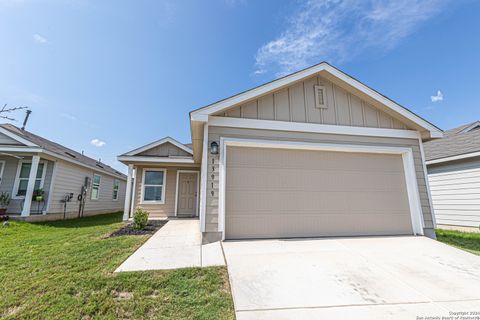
14,161,47,198
142,169,165,203
113,179,119,200
91,174,101,200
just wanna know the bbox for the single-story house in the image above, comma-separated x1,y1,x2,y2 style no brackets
0,123,127,221
119,62,443,243
424,121,480,232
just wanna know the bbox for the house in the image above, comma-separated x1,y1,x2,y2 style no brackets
119,62,443,243
0,124,127,221
424,121,480,232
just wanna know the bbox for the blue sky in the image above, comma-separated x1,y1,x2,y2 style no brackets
0,0,479,172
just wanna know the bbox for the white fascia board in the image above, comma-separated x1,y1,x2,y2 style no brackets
0,127,39,147
208,116,421,140
123,137,193,156
190,63,329,120
117,155,195,164
0,146,43,153
190,63,442,137
323,65,442,137
425,151,480,165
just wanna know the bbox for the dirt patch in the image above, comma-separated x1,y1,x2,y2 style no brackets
112,290,134,300
107,220,167,237
2,304,25,317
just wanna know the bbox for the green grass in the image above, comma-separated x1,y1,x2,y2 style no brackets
0,213,234,320
436,228,480,255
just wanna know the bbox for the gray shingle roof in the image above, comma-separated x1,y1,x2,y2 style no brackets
0,124,126,179
423,121,480,161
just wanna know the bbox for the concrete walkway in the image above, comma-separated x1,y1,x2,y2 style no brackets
223,236,480,320
115,219,224,272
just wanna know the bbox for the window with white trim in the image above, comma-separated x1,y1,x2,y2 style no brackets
112,179,119,200
142,169,165,203
91,174,101,200
14,161,47,198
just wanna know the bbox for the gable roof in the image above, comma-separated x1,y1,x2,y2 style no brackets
121,137,193,156
424,121,480,164
0,124,126,179
190,62,442,138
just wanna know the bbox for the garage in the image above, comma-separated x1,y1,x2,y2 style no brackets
225,145,414,240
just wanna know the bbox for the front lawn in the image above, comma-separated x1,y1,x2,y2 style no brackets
0,212,234,320
436,228,480,255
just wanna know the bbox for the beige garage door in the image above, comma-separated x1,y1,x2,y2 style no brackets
225,146,413,239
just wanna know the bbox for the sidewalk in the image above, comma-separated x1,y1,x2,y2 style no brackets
115,219,225,272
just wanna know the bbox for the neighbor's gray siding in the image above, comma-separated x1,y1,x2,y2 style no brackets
428,158,480,228
205,126,433,236
0,132,22,145
215,75,409,130
48,159,126,216
0,156,54,214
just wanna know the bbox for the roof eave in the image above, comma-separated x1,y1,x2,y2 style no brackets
189,62,443,138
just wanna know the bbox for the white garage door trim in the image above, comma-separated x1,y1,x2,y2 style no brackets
218,137,425,240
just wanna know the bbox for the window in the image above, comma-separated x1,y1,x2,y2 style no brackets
13,160,47,198
314,85,327,109
113,179,119,200
91,174,101,200
142,169,166,203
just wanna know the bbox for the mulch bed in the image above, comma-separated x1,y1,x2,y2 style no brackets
108,220,168,237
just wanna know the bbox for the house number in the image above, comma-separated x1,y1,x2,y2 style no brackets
211,157,215,196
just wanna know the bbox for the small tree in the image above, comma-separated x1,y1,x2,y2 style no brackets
133,207,149,230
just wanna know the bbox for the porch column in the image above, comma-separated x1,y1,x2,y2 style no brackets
21,155,40,217
123,164,134,221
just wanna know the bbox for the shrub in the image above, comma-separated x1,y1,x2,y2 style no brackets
0,192,10,208
133,207,149,230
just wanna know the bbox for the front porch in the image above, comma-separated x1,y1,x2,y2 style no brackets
0,150,55,218
122,163,201,219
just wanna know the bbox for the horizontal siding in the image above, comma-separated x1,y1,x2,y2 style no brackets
48,159,126,215
133,165,199,218
216,75,410,130
206,126,434,233
0,132,22,145
428,158,480,228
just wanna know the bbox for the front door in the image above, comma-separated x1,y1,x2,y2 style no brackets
177,172,197,216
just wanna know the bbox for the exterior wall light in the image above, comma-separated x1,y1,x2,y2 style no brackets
210,141,219,155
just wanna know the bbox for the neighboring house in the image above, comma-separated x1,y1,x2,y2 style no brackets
424,121,480,232
0,124,127,221
119,62,443,243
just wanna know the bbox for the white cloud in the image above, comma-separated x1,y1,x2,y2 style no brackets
255,0,450,76
33,33,48,44
60,113,77,121
431,90,443,102
90,138,106,147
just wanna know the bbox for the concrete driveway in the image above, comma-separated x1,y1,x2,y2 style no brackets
222,236,480,319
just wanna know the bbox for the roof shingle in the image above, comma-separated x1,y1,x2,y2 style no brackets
0,124,126,179
423,121,480,161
